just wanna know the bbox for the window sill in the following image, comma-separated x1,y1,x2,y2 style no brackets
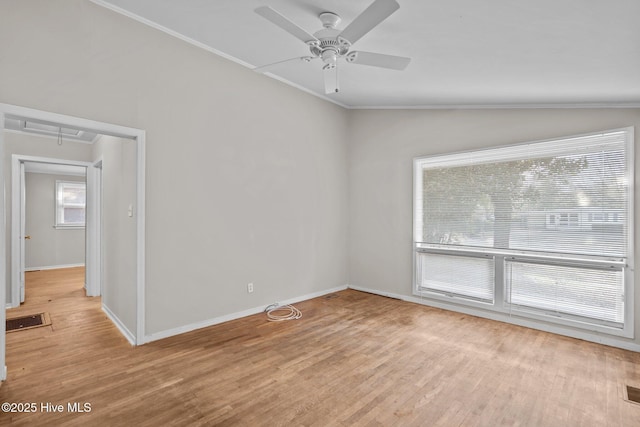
53,225,85,230
412,288,633,339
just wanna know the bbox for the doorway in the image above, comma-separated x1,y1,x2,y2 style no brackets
0,103,147,381
11,155,94,308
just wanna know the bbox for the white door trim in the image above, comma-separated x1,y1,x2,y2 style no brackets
89,157,104,297
85,161,98,297
0,112,5,381
19,161,25,303
0,103,147,381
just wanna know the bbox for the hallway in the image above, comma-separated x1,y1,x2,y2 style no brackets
2,267,131,425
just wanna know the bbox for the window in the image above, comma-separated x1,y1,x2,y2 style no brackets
55,181,86,228
414,128,633,336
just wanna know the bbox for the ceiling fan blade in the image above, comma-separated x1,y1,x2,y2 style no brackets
254,56,316,73
323,66,339,94
346,51,411,70
338,0,399,46
255,6,319,45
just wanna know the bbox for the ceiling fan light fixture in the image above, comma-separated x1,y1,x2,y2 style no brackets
321,49,338,65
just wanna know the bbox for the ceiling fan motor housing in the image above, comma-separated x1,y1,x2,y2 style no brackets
310,12,350,63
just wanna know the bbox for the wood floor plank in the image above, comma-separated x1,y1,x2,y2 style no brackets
1,267,640,426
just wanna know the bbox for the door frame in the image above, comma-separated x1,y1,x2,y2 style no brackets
0,103,147,381
18,160,25,303
90,157,104,297
11,155,94,307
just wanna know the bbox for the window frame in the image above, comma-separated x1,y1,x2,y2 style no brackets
54,180,86,229
412,127,634,338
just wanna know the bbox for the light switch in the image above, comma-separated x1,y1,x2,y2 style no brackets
128,204,133,217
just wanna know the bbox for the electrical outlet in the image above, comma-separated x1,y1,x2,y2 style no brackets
247,282,254,293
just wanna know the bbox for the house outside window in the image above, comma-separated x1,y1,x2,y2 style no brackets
413,128,634,337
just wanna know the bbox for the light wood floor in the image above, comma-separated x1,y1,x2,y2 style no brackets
2,267,640,426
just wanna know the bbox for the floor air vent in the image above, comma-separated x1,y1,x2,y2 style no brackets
625,385,640,405
6,312,51,332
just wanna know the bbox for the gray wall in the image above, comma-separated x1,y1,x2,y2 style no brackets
3,132,93,303
93,135,137,335
0,0,349,336
25,172,85,269
347,108,640,347
3,1,637,347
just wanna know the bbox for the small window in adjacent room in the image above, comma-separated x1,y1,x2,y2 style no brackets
55,181,86,228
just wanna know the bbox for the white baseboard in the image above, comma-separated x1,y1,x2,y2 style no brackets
25,263,85,272
348,284,640,353
102,304,136,346
144,285,348,344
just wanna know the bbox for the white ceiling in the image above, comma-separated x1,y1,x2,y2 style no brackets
93,0,640,108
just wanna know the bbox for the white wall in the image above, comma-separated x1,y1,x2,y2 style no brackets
93,135,137,334
25,172,85,269
0,0,349,336
3,132,93,302
347,108,640,348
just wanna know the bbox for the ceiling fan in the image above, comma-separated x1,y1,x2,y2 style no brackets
254,0,411,94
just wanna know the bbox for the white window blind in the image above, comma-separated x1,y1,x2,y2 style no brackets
414,128,633,333
55,181,86,228
505,261,624,326
416,252,494,302
415,131,629,257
